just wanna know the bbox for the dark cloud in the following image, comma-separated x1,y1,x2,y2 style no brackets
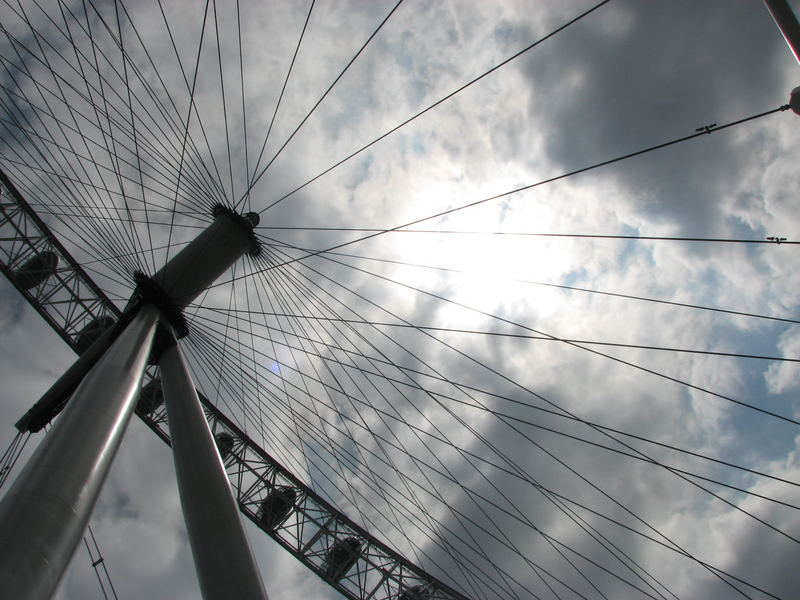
2,1,799,599
520,0,792,237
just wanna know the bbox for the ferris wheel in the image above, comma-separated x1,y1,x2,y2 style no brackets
1,1,799,599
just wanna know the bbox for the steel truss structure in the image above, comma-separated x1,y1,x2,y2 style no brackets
0,170,118,361
0,170,466,600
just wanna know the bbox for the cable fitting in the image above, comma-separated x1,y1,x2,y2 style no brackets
695,123,717,134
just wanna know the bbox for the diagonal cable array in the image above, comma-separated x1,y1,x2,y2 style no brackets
1,1,798,599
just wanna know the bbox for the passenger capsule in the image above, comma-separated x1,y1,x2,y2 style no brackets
136,379,164,416
14,250,58,290
258,486,297,530
215,431,235,459
325,536,361,582
399,585,429,600
75,315,116,354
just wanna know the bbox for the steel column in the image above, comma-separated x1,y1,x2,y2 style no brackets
763,0,800,64
159,337,269,600
0,304,161,600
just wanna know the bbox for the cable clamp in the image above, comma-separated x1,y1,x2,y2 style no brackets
695,123,717,134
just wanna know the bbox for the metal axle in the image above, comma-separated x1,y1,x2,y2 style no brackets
147,204,260,312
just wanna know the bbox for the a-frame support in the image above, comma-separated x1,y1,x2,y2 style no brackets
0,206,267,600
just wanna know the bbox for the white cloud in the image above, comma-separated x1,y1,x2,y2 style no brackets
765,328,800,395
1,1,799,599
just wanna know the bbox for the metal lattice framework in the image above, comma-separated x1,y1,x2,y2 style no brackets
0,169,466,600
0,170,118,356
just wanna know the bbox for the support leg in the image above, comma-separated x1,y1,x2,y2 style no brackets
763,0,800,64
0,304,161,600
159,336,268,600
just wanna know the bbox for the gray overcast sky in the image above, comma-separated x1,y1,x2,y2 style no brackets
1,1,800,599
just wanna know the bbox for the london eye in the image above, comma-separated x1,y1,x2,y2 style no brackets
1,1,799,599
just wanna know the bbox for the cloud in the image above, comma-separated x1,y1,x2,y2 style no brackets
2,1,800,599
765,328,800,395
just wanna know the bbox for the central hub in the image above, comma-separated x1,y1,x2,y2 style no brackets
130,203,261,339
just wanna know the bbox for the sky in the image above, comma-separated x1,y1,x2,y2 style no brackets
1,0,800,599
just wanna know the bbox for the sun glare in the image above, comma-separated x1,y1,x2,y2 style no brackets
392,181,574,322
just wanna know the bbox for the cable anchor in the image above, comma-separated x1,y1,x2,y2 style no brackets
695,123,717,134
